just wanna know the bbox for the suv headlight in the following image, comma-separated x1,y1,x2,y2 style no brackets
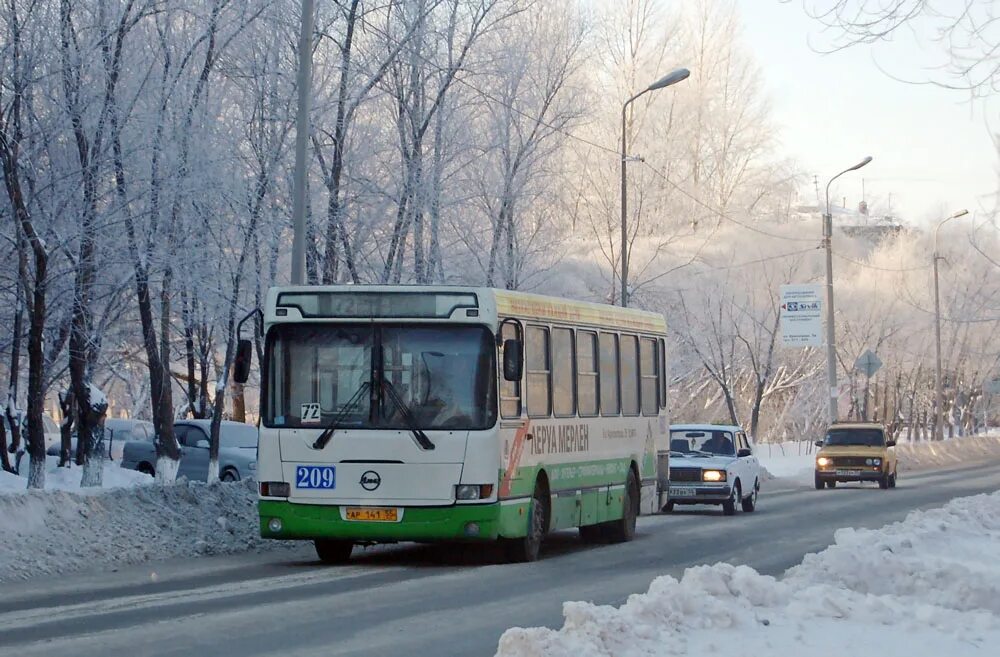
702,469,726,482
816,457,831,467
872,458,881,466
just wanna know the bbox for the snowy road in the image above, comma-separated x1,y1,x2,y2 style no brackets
2,459,999,657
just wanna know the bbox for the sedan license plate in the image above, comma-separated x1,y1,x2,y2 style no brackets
669,487,696,498
836,469,861,477
295,466,336,489
346,507,398,522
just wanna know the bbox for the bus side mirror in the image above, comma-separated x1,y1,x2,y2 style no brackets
234,339,253,384
502,339,522,382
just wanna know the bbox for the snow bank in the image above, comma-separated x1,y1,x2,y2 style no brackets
757,434,1000,483
495,491,1000,656
0,459,152,494
0,479,283,582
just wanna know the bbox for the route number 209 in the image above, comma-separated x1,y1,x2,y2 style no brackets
296,466,336,489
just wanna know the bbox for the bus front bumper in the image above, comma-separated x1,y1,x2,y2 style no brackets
259,500,509,542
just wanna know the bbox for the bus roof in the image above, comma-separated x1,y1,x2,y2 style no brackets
264,285,666,333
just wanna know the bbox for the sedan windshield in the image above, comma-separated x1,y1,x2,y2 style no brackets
824,428,885,447
265,324,496,431
670,430,735,456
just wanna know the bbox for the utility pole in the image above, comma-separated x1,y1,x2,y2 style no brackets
933,209,969,441
823,156,873,424
290,0,315,286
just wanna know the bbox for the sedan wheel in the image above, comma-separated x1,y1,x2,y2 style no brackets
741,481,758,513
220,469,239,483
722,482,739,516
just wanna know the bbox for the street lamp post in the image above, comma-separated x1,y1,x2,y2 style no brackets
823,156,873,423
933,209,969,441
290,0,315,286
620,67,689,307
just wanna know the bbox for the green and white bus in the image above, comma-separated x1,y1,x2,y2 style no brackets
249,286,669,563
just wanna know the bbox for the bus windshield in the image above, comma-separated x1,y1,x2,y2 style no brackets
265,324,497,431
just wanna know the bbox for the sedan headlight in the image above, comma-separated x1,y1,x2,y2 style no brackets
816,457,831,467
702,469,726,482
248,461,257,470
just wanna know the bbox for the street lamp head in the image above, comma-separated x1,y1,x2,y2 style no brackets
950,209,969,220
647,68,690,91
848,156,873,171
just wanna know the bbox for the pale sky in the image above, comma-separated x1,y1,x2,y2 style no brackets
735,0,997,226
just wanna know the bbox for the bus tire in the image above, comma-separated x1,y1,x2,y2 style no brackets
504,479,549,563
605,468,639,543
315,539,353,564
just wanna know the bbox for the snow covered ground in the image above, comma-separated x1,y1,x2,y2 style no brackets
0,478,288,582
495,489,1000,656
757,433,1000,483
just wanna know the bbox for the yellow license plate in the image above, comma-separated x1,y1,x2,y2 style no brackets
345,507,398,522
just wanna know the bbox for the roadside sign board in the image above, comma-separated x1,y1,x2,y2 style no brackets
780,284,823,347
854,350,882,378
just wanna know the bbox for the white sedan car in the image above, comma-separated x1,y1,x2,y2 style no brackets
666,424,762,515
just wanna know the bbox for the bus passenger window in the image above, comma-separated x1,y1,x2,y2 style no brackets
526,326,551,417
620,334,640,416
658,338,667,409
577,331,599,416
640,338,658,416
599,332,619,415
552,328,575,417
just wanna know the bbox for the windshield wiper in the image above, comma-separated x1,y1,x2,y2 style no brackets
312,382,371,450
381,379,435,451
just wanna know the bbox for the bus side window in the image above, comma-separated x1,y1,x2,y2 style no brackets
577,331,599,417
599,332,620,416
658,338,667,409
620,334,640,416
640,337,658,416
552,327,575,417
526,326,551,418
500,322,522,419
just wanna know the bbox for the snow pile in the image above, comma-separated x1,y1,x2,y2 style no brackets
495,491,1000,657
0,459,152,493
757,434,1000,482
0,479,284,582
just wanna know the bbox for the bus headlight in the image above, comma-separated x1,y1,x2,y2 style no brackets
702,470,726,482
456,484,495,500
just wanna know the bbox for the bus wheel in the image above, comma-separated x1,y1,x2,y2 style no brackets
605,469,639,543
505,480,548,563
315,539,353,564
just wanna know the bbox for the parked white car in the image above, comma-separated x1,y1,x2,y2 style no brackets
666,424,762,515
